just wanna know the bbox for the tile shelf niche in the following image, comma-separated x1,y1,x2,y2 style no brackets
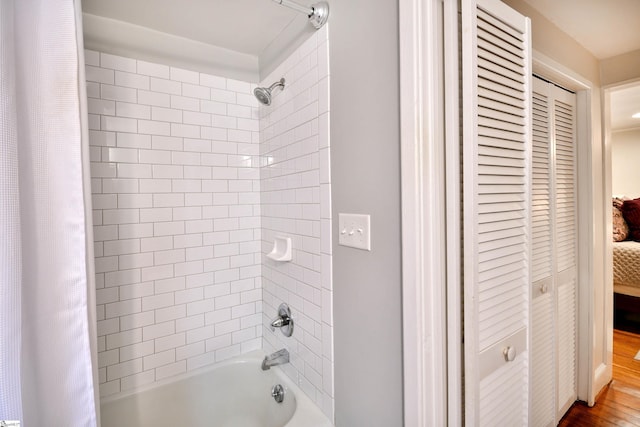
266,236,292,262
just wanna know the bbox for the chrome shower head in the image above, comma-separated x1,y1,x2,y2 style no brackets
254,87,272,106
254,78,285,106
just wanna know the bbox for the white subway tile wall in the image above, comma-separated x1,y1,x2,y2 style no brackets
259,27,333,419
87,50,263,397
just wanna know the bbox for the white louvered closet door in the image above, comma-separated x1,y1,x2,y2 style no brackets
530,76,578,426
461,0,532,425
530,77,555,427
553,84,578,420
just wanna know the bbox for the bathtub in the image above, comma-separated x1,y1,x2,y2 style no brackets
100,351,332,427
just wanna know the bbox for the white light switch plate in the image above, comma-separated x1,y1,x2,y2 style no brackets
338,213,371,251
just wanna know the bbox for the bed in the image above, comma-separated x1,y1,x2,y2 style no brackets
613,197,640,321
613,240,640,298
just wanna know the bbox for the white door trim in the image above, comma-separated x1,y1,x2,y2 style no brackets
443,0,463,424
399,0,448,425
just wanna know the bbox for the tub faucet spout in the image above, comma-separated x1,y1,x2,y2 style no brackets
261,348,289,370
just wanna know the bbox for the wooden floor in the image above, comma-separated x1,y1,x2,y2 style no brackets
558,329,640,426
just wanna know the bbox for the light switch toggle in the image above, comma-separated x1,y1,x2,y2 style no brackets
338,213,371,251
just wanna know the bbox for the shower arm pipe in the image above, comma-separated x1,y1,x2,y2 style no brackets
271,0,329,29
268,79,285,90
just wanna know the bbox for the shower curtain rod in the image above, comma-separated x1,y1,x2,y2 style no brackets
271,0,329,29
272,0,312,16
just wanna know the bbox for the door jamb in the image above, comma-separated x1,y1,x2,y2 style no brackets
399,0,449,425
600,76,640,396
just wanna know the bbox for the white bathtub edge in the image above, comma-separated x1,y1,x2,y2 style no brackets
100,349,333,426
100,350,264,405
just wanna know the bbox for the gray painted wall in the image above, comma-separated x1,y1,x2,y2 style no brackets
329,0,404,425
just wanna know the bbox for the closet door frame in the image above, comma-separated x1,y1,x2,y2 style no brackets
529,52,609,405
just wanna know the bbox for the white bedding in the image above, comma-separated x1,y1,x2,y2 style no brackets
613,241,640,297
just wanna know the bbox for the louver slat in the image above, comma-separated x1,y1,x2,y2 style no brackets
478,57,525,84
479,144,525,158
479,68,527,94
463,0,531,425
479,79,525,102
479,269,525,296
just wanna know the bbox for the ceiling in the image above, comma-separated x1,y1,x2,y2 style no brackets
82,0,640,130
521,0,640,132
521,0,640,60
611,86,640,132
82,0,640,61
81,0,312,57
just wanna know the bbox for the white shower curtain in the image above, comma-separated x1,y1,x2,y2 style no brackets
0,0,100,426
